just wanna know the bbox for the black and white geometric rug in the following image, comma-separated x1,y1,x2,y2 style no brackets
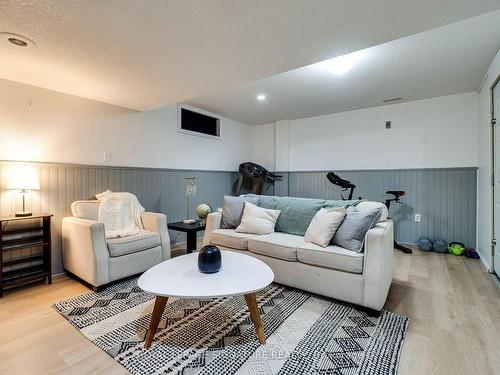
53,278,408,375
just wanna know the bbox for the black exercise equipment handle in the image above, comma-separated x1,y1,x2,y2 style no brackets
384,190,406,209
326,171,356,200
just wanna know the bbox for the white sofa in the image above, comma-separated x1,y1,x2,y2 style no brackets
203,200,394,312
62,200,170,290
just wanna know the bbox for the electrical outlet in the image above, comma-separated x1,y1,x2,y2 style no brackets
414,214,421,222
104,151,112,162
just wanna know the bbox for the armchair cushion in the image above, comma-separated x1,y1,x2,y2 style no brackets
71,200,99,220
106,231,161,257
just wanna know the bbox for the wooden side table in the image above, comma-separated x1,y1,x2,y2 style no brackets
0,214,53,297
167,221,205,253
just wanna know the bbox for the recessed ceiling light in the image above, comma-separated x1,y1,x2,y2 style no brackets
328,56,355,75
8,37,27,47
1,32,36,47
316,50,365,75
257,94,266,101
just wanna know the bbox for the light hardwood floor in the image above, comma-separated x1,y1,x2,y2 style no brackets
0,246,499,375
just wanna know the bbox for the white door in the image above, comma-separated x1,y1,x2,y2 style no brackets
494,82,500,276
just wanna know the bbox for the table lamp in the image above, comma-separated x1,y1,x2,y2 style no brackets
7,165,40,217
183,176,197,224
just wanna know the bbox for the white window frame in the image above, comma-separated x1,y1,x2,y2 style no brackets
177,104,221,140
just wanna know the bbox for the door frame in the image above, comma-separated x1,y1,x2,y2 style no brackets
490,73,500,274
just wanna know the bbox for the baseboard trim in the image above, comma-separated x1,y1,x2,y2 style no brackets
52,272,68,280
478,253,493,273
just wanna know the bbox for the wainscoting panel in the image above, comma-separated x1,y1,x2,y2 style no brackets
272,168,477,248
0,162,234,275
0,161,478,276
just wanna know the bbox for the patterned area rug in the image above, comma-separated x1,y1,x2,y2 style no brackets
54,278,408,375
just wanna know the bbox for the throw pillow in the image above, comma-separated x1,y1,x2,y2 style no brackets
304,207,347,247
332,207,382,253
220,195,259,229
355,201,389,222
235,202,281,235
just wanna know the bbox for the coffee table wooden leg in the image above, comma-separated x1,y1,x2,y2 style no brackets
144,296,168,349
244,293,266,345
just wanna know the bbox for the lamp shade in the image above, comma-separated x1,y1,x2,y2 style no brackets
7,165,40,190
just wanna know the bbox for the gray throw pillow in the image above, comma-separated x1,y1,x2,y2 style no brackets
332,207,382,253
220,195,259,229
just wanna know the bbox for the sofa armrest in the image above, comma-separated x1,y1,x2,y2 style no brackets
141,212,171,260
362,220,394,311
203,212,222,246
62,217,109,287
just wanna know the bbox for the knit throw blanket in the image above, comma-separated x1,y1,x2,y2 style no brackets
96,190,145,239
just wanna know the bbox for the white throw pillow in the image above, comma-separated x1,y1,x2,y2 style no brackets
304,207,347,247
235,202,281,235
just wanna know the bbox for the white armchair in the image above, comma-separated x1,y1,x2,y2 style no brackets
62,200,170,290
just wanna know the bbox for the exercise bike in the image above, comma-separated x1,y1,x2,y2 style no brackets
326,172,358,200
383,191,412,254
327,172,412,254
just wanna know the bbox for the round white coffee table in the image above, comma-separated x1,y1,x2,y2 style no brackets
138,250,274,349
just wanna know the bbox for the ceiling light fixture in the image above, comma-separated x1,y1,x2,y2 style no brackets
317,50,365,76
328,56,355,75
257,94,266,101
8,37,27,47
1,32,36,47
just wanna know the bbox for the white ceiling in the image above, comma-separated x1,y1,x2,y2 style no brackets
188,10,500,125
1,1,500,111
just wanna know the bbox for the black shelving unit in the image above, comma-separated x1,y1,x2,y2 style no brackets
0,214,52,297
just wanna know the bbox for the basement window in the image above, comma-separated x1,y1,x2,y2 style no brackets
178,106,221,140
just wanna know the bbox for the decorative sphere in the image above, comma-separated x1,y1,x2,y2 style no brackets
196,203,212,220
198,245,222,274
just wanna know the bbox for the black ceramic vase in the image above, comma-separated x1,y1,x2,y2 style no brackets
198,245,222,274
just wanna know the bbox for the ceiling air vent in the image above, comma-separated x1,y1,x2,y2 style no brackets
382,97,402,103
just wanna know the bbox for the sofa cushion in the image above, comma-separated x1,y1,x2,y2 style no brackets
255,195,359,236
106,231,161,257
236,202,281,235
304,207,347,247
258,196,324,236
220,195,260,229
210,229,259,250
297,242,364,274
356,201,389,222
248,233,304,261
332,207,382,253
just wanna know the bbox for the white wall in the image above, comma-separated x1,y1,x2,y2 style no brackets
252,92,479,171
0,78,252,170
477,49,500,270
250,123,275,170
